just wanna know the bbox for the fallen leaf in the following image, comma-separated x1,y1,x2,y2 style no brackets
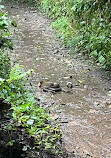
37,82,42,87
94,102,100,106
65,59,72,64
68,121,78,126
35,57,40,61
78,80,83,83
50,114,59,121
108,91,111,97
83,150,92,156
88,109,97,113
86,69,90,72
107,105,111,108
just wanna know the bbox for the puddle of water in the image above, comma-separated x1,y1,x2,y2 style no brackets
5,3,111,158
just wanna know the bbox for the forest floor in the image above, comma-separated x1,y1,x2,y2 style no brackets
4,2,111,158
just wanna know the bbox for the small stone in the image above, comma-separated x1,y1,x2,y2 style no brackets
54,49,59,54
50,114,59,121
70,75,73,78
37,82,42,87
61,103,65,105
88,109,97,113
63,76,69,79
66,82,73,88
44,77,49,81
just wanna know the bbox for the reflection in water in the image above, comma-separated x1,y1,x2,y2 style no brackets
5,3,111,158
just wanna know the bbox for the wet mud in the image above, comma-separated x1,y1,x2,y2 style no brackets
4,3,111,158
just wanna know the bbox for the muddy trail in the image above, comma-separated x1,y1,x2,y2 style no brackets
4,3,111,158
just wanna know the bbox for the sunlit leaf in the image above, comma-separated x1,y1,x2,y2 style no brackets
27,119,34,125
22,146,28,151
78,80,83,83
98,55,105,64
7,140,15,146
11,20,17,27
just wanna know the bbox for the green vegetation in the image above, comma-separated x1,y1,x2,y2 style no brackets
0,2,63,157
7,0,111,69
42,0,111,69
0,64,62,152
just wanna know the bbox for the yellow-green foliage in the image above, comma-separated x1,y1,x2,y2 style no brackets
42,0,111,69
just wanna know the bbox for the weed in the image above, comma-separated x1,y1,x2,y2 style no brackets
42,0,111,69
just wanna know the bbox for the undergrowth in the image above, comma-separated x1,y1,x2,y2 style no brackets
0,65,62,156
42,0,111,69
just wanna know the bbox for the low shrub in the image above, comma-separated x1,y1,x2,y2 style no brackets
42,0,111,69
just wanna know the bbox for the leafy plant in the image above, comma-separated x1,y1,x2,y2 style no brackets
0,64,62,153
7,140,15,146
42,0,111,69
0,50,11,79
51,16,73,45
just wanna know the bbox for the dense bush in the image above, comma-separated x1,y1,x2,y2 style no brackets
0,7,12,78
42,0,111,69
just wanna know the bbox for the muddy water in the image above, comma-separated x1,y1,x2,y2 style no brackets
5,3,111,158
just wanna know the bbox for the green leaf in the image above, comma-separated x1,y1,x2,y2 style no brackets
0,5,4,9
8,65,33,82
6,32,10,36
91,50,97,57
7,140,15,146
27,119,34,125
0,12,3,17
98,55,105,64
11,21,17,27
45,142,52,149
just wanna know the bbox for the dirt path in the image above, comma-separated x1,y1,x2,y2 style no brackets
5,3,111,158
